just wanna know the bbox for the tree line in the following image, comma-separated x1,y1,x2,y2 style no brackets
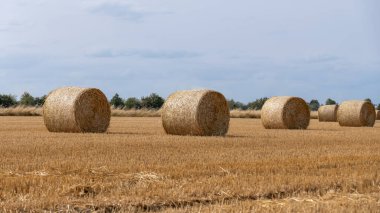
0,92,46,107
229,97,330,111
0,92,166,110
307,98,377,111
110,93,165,109
228,97,380,111
1,92,379,111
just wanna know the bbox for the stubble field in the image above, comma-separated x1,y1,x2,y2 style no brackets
0,116,380,212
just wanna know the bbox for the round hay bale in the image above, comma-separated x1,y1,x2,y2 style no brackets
43,87,111,133
337,100,376,127
261,96,310,129
318,105,339,122
161,89,230,136
377,110,380,120
310,111,319,119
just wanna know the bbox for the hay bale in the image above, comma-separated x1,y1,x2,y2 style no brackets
310,111,318,119
230,110,261,119
377,110,380,120
261,96,310,129
337,100,376,127
43,87,111,133
318,105,339,122
161,89,230,136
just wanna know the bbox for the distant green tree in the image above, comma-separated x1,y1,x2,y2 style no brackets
377,104,380,110
228,99,236,110
20,92,35,106
141,93,164,109
308,99,320,111
125,97,142,109
247,97,268,110
325,98,337,105
0,94,18,107
34,95,47,106
235,102,247,110
364,98,372,103
228,99,247,110
110,93,125,108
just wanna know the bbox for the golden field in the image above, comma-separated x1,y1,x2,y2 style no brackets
0,117,380,212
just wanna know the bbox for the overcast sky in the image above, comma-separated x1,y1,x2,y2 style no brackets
0,0,379,103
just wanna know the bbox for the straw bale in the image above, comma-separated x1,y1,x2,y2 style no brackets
161,89,230,136
43,87,111,133
318,105,339,122
261,96,310,129
337,100,375,127
310,111,318,119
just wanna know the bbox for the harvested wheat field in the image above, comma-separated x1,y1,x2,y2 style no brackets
1,117,380,212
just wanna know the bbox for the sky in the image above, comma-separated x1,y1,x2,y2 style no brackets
0,0,379,104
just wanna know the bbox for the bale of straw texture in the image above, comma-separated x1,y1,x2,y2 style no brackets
337,100,376,127
230,110,261,119
43,87,111,133
261,96,310,129
310,111,318,119
318,105,339,122
377,110,380,120
161,89,230,136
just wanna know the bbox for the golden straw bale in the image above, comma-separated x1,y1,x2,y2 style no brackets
261,96,310,129
310,111,318,119
318,105,339,122
43,87,111,133
337,100,376,127
161,89,230,136
230,110,261,119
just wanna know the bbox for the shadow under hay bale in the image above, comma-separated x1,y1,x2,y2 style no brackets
337,100,376,127
318,105,339,122
161,89,230,136
43,87,111,133
261,96,310,129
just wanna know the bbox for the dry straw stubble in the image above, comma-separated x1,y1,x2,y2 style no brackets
337,100,376,127
161,89,230,136
43,87,111,133
261,96,310,129
318,105,339,122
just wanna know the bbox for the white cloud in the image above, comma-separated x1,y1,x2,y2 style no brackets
89,3,145,21
87,48,200,59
